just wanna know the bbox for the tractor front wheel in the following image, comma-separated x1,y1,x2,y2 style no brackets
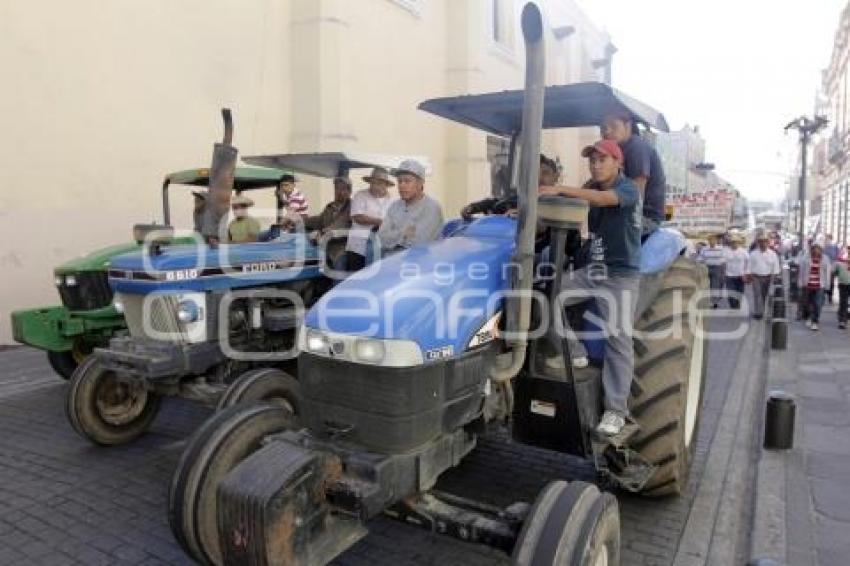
512,480,620,566
65,357,161,445
216,368,301,420
169,402,294,566
47,340,93,380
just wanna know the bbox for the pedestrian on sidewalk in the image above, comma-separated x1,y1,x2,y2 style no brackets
746,234,781,320
824,234,840,304
698,234,726,308
798,244,831,331
834,246,850,329
724,236,748,309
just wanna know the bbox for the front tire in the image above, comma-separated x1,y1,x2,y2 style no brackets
629,257,708,496
216,368,301,419
47,350,79,380
65,357,161,445
513,480,620,565
168,402,294,566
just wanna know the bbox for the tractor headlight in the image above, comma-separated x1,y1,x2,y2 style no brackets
113,299,125,314
176,300,200,324
54,276,63,287
64,275,77,287
354,339,386,363
305,329,330,353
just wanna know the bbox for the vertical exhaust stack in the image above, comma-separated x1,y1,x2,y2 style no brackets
201,108,238,243
492,2,546,382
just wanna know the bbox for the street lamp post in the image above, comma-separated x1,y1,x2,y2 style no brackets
784,115,828,247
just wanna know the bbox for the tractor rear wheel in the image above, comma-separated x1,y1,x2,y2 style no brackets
513,480,620,566
216,368,301,420
629,256,708,496
168,402,294,566
65,357,161,445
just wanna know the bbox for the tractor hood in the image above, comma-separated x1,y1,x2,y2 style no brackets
304,216,516,357
55,242,143,275
108,234,321,294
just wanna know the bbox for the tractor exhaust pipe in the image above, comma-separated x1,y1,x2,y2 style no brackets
491,2,545,383
200,108,238,243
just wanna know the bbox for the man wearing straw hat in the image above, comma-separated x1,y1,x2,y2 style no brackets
227,194,261,243
344,167,395,270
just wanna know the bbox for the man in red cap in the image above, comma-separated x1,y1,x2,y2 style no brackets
538,139,642,437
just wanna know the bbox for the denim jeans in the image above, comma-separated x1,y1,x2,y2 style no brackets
548,266,641,415
807,287,825,323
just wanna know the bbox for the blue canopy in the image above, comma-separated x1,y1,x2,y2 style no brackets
418,82,669,136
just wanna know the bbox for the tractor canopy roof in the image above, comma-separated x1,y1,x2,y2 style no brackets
242,152,430,179
418,82,669,136
165,166,291,191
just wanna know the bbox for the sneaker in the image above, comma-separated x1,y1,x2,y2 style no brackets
545,355,589,370
806,320,814,329
839,323,846,330
812,323,819,331
596,411,625,436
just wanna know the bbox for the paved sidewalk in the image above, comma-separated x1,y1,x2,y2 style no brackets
752,302,850,566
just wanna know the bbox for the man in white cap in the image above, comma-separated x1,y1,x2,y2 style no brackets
378,159,444,254
227,194,261,243
345,167,396,271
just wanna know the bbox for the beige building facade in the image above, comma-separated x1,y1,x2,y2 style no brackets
1,0,614,344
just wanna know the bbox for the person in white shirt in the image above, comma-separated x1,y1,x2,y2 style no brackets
723,237,749,309
746,234,782,319
698,235,726,308
344,167,396,271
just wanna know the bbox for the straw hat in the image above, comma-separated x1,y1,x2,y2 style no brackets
231,194,254,207
363,167,394,186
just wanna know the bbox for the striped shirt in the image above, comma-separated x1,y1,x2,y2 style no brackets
698,245,726,267
808,258,821,289
281,189,309,216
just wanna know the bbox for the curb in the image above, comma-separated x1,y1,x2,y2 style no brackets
673,314,768,565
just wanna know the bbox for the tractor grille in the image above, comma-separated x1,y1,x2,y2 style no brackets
57,272,113,311
118,293,188,343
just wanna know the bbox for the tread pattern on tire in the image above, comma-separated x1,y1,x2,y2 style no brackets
629,257,707,496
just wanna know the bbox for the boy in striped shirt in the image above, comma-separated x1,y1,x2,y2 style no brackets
277,173,310,229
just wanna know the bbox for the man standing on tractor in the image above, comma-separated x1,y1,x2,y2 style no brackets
601,110,666,238
345,167,395,271
378,159,444,254
538,139,641,437
227,194,261,243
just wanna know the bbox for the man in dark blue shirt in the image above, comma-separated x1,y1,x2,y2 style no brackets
601,111,666,237
538,139,641,437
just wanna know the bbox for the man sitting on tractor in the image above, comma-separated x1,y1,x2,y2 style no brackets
378,159,444,254
601,110,666,238
227,194,261,243
538,139,642,437
460,154,560,219
345,167,396,271
304,176,353,265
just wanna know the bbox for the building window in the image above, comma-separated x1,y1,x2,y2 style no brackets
492,0,514,48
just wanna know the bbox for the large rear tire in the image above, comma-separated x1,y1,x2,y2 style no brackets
513,480,620,566
629,256,708,496
65,357,161,446
168,402,294,566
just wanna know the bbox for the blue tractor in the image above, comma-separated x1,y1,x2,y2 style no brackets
65,147,414,446
167,5,708,564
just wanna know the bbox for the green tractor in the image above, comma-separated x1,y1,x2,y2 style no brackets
10,165,292,379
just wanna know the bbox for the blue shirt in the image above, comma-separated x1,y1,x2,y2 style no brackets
586,174,642,275
621,135,666,223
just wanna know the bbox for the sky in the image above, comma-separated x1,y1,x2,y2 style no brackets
574,0,847,204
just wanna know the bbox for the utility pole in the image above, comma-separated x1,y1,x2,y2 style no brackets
784,115,828,248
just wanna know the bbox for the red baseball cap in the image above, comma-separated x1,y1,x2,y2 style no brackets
581,139,624,162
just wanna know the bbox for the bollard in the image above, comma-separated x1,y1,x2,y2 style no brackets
764,391,795,449
771,318,787,350
772,297,786,319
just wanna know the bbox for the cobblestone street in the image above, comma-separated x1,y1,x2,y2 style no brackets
0,317,748,566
